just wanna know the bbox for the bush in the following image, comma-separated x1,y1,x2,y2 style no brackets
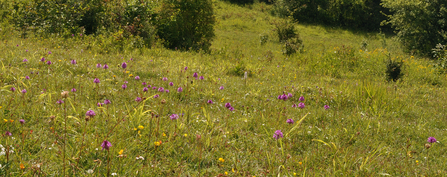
382,0,447,55
432,44,447,72
10,0,156,46
273,0,389,31
385,56,404,82
274,20,303,55
157,0,216,51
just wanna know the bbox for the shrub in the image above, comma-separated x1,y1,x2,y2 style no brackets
382,0,447,55
224,0,254,4
432,44,447,72
273,0,389,31
259,33,269,45
10,0,156,46
157,0,216,51
385,56,404,82
274,20,303,55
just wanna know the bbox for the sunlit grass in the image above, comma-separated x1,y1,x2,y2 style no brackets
0,1,446,176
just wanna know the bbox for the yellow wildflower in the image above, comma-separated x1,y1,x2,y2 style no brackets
20,163,25,170
9,119,14,123
154,141,162,146
225,172,228,175
3,119,7,123
129,74,133,77
118,149,124,155
184,134,187,137
299,162,302,165
218,158,224,163
133,128,138,131
126,71,130,74
163,133,166,137
138,125,144,130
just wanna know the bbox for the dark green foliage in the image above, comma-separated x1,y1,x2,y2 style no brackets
10,0,156,46
432,44,447,72
382,0,447,55
157,0,216,51
386,56,403,82
275,20,303,55
273,0,389,31
225,0,254,4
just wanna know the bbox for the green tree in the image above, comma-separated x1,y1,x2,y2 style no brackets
382,0,447,55
157,0,216,51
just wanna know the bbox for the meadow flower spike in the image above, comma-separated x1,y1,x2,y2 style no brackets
143,87,148,92
23,59,28,62
169,82,174,86
165,90,169,93
71,88,77,92
135,97,142,102
56,100,64,104
273,130,283,140
292,104,297,108
71,60,77,64
299,96,305,101
86,110,96,117
324,105,330,110
142,82,147,86
19,119,25,124
154,95,159,98
219,86,224,90
184,67,188,70
104,99,111,105
96,63,101,68
170,114,179,120
286,119,294,124
94,78,100,84
229,107,234,111
428,137,437,143
41,57,45,62
11,87,16,92
207,100,213,104
158,87,164,92
193,73,198,78
135,76,140,80
21,89,27,94
163,77,168,81
177,87,183,92
61,91,69,98
199,76,204,80
225,103,231,108
101,140,112,151
46,61,52,65
5,131,12,136
103,64,109,69
288,93,293,98
298,102,305,109
122,84,127,89
121,62,127,69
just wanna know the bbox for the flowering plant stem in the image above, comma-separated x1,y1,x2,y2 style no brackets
63,99,67,177
77,121,88,166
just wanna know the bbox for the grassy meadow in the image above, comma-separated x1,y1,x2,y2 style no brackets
1,1,447,176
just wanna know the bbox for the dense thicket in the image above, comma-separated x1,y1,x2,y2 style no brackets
273,0,389,31
382,0,447,56
6,0,215,51
156,0,215,51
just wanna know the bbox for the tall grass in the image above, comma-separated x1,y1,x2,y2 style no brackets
0,1,446,176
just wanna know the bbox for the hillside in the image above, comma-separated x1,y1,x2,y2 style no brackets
0,1,446,176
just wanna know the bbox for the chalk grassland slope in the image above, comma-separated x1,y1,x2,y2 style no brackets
0,1,446,176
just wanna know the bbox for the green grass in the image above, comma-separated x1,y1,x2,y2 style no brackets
1,1,447,176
